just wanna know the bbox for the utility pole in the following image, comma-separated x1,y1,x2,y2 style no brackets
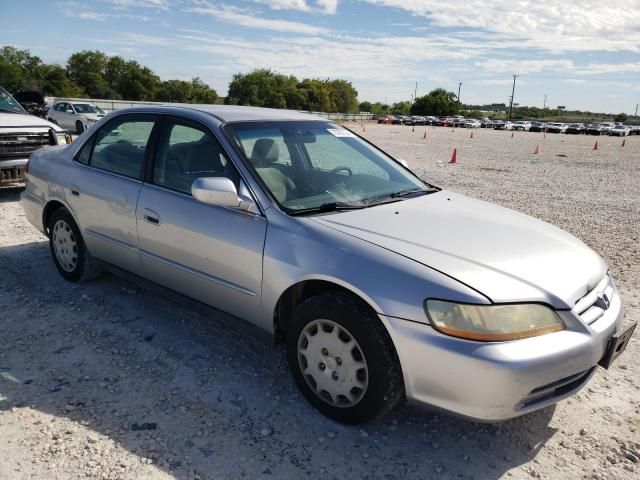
543,94,547,109
635,103,639,118
457,82,462,112
414,82,418,103
508,74,519,122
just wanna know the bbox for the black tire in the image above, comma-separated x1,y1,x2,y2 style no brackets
76,121,84,134
48,208,101,282
286,291,403,424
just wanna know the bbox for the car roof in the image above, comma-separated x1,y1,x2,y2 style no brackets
116,104,325,123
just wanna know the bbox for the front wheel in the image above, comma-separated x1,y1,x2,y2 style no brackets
76,121,84,134
49,208,101,282
287,291,403,424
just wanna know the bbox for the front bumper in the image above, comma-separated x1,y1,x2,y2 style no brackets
381,283,624,422
0,158,28,185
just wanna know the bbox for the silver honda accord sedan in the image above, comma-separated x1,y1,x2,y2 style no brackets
21,105,635,424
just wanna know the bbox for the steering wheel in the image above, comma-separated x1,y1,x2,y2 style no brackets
330,166,353,176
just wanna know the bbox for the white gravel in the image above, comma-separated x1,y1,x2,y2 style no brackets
0,124,638,480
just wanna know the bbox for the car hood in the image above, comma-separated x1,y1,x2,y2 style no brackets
312,191,606,308
0,112,60,130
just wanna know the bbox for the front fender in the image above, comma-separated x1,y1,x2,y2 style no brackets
260,209,489,333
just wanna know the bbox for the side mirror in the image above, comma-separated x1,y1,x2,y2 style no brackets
191,177,256,212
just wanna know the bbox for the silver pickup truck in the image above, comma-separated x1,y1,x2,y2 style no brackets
1,86,70,185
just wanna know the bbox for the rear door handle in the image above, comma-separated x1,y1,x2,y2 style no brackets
143,208,160,225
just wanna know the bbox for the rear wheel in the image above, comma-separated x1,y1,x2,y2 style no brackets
76,121,84,134
287,291,403,424
48,208,101,282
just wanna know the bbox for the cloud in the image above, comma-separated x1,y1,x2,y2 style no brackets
475,59,575,74
363,0,640,53
185,3,330,34
106,0,169,9
254,0,338,14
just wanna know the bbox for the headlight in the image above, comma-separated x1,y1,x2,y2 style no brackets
425,300,565,342
54,132,73,145
87,118,97,123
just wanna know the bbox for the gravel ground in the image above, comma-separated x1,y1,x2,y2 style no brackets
0,124,638,480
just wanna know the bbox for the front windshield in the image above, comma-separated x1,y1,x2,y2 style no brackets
225,121,431,213
0,87,26,114
73,104,104,114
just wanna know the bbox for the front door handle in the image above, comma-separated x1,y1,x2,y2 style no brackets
70,184,80,197
143,208,160,226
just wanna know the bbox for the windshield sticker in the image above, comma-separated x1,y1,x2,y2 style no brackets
327,128,356,138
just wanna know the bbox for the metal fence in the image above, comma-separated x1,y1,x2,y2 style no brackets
45,97,374,121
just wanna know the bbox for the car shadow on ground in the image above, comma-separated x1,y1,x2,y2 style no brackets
0,240,558,480
0,185,24,203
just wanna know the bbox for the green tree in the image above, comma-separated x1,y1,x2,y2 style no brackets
226,69,293,108
411,88,458,116
328,79,358,113
359,101,373,112
35,64,84,97
391,101,411,115
0,46,43,92
156,79,193,103
614,113,628,122
298,78,333,112
189,77,218,104
66,50,115,98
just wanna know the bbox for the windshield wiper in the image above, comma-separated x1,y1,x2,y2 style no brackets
289,202,366,216
390,187,439,198
0,108,20,114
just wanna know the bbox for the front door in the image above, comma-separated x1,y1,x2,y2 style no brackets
136,117,266,326
68,114,158,273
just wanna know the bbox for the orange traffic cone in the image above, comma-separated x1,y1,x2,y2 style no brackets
470,131,474,139
449,148,457,164
621,138,626,147
412,125,415,133
423,130,427,139
533,144,540,154
593,141,599,150
511,132,514,138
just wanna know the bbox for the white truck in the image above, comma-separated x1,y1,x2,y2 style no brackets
1,86,70,185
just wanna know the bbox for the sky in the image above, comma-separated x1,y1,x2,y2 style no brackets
2,0,640,114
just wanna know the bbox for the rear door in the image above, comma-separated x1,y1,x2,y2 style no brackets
69,113,158,273
136,117,267,326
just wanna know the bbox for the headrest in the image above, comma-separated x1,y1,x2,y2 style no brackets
251,139,279,166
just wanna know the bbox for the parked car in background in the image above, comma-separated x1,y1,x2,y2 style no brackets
13,90,48,119
492,120,507,130
565,124,586,134
599,122,615,133
510,121,531,131
463,119,481,128
424,116,437,125
0,86,70,185
21,104,633,424
529,121,546,132
586,124,605,135
629,125,640,135
546,123,566,133
47,102,107,133
480,118,493,128
392,116,406,125
408,116,426,126
608,125,630,136
377,115,395,124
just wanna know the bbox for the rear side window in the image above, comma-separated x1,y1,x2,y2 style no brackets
88,116,155,179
